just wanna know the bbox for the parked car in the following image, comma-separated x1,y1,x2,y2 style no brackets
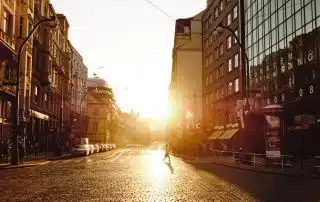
71,144,90,156
93,144,100,153
98,143,106,152
89,145,95,154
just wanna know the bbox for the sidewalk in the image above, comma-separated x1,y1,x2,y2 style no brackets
0,153,72,170
172,153,320,178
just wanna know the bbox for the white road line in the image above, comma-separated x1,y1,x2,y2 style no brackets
107,149,132,162
86,159,92,163
74,159,82,163
62,159,71,164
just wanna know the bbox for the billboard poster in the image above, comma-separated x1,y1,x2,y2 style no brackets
266,134,281,159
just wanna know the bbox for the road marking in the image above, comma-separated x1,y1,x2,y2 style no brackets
86,159,92,163
107,149,132,162
62,159,71,164
39,161,51,165
74,159,82,163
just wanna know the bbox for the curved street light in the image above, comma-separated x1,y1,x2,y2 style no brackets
213,22,249,98
11,16,57,165
212,22,251,129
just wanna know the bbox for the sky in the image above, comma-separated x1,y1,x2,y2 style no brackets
51,0,206,119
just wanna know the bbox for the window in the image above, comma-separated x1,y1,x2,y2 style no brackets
228,82,233,94
209,73,213,83
228,58,233,72
35,86,39,103
215,48,219,60
220,1,223,11
219,64,224,77
6,101,11,119
227,13,232,25
3,10,12,36
28,21,33,35
209,34,213,45
227,35,232,49
93,108,98,116
234,30,238,44
44,93,48,108
92,122,98,132
233,6,238,20
215,68,219,79
19,17,24,37
209,53,213,64
234,54,239,68
234,78,239,92
214,7,219,19
219,43,224,56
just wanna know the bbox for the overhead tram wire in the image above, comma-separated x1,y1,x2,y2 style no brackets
141,0,193,33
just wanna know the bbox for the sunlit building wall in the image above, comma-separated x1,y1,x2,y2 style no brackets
0,0,18,143
170,11,203,130
86,78,112,144
202,0,241,127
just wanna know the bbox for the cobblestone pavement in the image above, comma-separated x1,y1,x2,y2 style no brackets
1,146,320,201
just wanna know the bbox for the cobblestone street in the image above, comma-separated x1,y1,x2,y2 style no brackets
1,146,320,201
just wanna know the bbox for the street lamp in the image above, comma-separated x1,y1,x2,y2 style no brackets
213,22,251,128
10,16,57,165
213,22,249,98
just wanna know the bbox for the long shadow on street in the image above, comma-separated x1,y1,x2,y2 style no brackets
185,161,320,202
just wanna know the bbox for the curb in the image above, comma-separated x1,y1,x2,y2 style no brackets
47,154,73,161
171,153,320,179
0,163,39,170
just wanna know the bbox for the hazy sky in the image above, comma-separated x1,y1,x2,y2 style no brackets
51,0,206,118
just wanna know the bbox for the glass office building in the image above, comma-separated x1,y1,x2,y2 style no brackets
245,0,320,155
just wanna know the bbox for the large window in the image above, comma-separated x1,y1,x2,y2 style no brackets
227,13,232,25
228,58,232,72
219,43,224,56
228,81,233,95
227,35,232,49
3,10,12,36
234,78,239,92
92,122,98,132
234,54,239,68
233,6,238,20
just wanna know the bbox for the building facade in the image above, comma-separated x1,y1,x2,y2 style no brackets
245,0,320,155
29,1,72,153
86,78,113,144
202,0,241,128
70,45,87,138
169,11,203,133
0,0,18,145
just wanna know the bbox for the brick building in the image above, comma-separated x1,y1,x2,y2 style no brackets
202,0,241,128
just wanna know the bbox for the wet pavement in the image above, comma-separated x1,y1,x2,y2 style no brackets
1,146,320,201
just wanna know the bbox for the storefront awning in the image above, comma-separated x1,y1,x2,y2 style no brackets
218,128,239,140
31,110,49,120
208,130,224,140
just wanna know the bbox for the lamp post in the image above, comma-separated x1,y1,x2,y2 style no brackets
213,22,250,129
213,22,249,98
10,16,57,165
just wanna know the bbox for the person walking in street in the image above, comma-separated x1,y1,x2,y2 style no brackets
164,144,171,162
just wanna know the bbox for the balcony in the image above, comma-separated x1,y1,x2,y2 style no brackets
0,29,16,52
